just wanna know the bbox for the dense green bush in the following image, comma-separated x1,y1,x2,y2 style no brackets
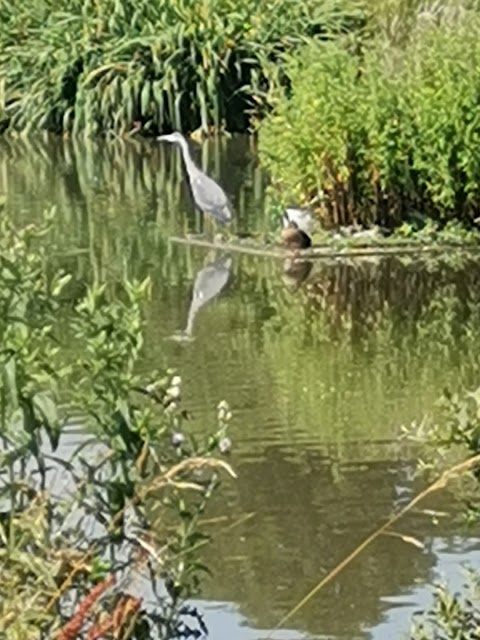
258,8,480,226
0,0,363,136
0,208,235,638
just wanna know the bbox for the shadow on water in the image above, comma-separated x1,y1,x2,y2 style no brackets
2,136,480,639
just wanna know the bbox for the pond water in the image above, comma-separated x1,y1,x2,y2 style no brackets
2,134,480,639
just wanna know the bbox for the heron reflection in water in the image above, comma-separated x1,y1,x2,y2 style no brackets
157,131,233,237
170,254,233,342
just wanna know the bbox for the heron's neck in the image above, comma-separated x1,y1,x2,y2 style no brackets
177,137,198,175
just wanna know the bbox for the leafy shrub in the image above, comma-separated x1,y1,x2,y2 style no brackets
403,379,480,639
0,209,235,638
411,579,480,640
258,7,480,226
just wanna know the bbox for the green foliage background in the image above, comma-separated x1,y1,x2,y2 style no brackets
0,0,362,135
258,3,480,225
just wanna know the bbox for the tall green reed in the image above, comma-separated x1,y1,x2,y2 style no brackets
0,0,364,135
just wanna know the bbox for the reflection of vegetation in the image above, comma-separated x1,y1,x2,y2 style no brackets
0,136,266,272
0,209,235,638
265,255,480,351
201,445,441,636
242,381,480,638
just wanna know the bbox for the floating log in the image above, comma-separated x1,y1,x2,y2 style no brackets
169,235,480,261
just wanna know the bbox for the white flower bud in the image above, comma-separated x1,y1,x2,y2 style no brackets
168,386,181,399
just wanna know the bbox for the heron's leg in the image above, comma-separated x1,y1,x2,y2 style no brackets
203,214,218,242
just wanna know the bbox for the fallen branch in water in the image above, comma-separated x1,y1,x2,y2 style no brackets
169,235,480,261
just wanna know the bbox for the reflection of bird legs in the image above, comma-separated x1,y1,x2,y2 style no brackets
186,210,208,240
186,220,205,240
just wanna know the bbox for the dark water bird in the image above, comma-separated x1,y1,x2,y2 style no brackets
281,222,312,250
281,207,314,251
169,254,233,342
281,258,313,290
157,131,233,225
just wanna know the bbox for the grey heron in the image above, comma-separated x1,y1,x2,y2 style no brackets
157,132,233,225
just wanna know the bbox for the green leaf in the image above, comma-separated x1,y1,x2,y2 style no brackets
33,391,58,429
3,357,18,409
33,391,61,449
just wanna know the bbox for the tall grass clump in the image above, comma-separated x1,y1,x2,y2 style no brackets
0,0,364,136
258,3,480,227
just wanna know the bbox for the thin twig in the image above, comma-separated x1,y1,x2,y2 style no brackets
169,235,286,259
169,235,480,260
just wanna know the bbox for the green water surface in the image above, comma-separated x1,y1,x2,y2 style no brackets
2,135,480,640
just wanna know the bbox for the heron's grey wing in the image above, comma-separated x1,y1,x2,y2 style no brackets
191,173,233,222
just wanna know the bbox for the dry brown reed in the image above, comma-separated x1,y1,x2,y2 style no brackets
56,575,116,640
86,594,142,640
53,508,253,640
